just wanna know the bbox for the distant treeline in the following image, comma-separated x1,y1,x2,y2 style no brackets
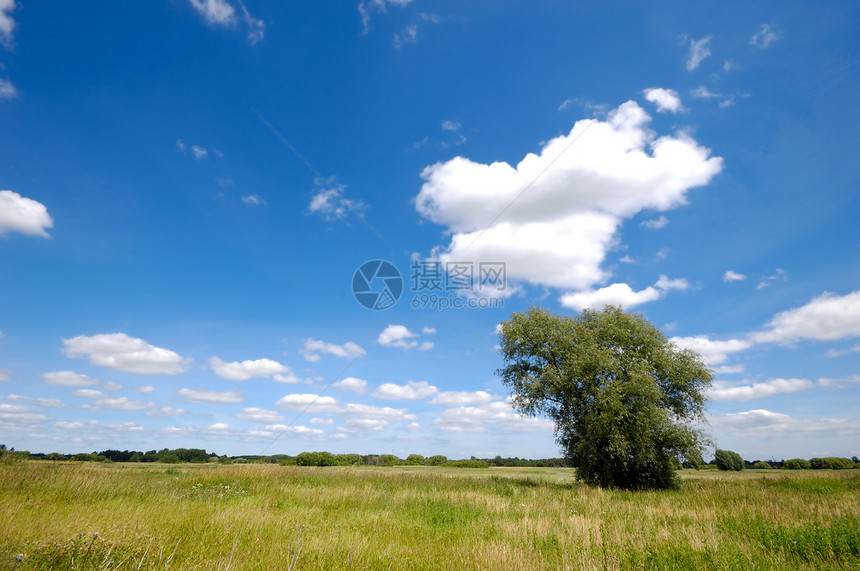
0,445,568,468
2,445,856,470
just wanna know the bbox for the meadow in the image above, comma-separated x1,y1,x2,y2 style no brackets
1,460,859,570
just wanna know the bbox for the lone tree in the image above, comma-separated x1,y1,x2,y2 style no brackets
497,306,712,490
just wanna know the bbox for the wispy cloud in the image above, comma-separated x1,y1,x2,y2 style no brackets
750,24,778,49
686,36,712,71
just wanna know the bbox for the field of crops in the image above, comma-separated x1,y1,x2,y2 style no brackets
2,461,859,569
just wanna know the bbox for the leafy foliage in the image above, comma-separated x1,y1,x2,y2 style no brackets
753,461,773,470
809,457,857,470
497,306,712,490
714,449,745,471
783,458,812,470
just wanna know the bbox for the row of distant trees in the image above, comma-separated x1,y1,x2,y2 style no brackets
712,449,860,471
0,445,566,467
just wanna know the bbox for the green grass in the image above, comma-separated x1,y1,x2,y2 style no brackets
1,461,859,569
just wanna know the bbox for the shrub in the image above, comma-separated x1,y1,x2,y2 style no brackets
426,455,448,466
295,451,337,467
753,461,772,470
444,459,489,468
810,457,856,470
335,454,362,466
405,454,425,465
783,458,811,470
714,449,744,471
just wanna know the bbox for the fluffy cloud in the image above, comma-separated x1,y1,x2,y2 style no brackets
62,333,192,375
82,397,151,411
236,407,284,423
723,270,746,282
275,394,339,412
42,371,100,387
334,377,367,393
359,0,414,34
686,36,711,71
177,388,243,404
710,409,860,437
709,378,813,401
376,324,434,350
187,0,265,44
751,291,860,344
560,275,689,311
373,380,438,400
0,403,47,425
0,190,54,237
302,338,366,362
434,401,554,433
640,215,668,229
6,394,64,408
208,356,288,381
430,390,495,406
415,101,722,294
670,336,752,366
643,88,683,113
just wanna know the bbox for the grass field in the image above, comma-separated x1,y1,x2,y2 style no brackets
2,461,859,570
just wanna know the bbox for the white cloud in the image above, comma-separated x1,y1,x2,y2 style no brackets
334,377,367,393
62,333,192,375
0,367,10,382
0,0,15,47
643,88,683,113
0,78,17,100
308,179,367,222
241,194,266,206
376,324,434,350
560,275,689,311
415,101,722,293
393,24,417,49
191,145,208,159
189,0,236,25
137,385,155,394
750,24,778,49
103,381,122,392
275,393,339,412
310,417,333,425
237,407,284,423
358,0,414,34
72,389,104,398
82,397,151,411
435,401,554,433
6,394,64,408
177,388,243,404
42,371,99,387
55,421,85,430
640,215,668,229
692,86,719,99
430,390,495,406
373,380,439,400
0,190,54,238
0,403,47,425
208,422,230,432
687,36,712,71
709,378,813,401
208,356,288,381
240,2,265,45
670,336,752,366
723,270,746,282
751,290,860,344
710,409,860,438
302,338,366,362
826,344,860,358
146,404,185,417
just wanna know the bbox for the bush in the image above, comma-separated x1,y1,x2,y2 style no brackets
783,458,811,470
405,454,425,465
810,457,856,470
444,459,489,468
426,455,448,466
753,461,772,470
334,454,362,466
714,449,744,471
295,451,337,467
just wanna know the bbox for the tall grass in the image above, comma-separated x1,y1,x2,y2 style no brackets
1,461,858,569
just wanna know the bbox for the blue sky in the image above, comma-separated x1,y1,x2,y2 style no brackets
1,1,858,460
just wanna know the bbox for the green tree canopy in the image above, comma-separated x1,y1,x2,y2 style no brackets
497,305,712,490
